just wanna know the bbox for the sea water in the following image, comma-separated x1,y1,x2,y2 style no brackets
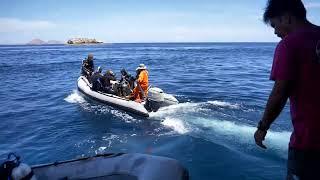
0,43,291,179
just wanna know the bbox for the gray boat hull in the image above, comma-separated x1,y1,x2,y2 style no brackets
32,153,188,180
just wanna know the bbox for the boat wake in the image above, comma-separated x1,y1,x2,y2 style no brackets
64,90,86,104
161,117,190,134
150,100,291,158
207,100,241,109
65,90,290,158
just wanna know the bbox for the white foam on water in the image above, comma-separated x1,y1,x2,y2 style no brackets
149,102,201,118
110,109,136,123
95,147,108,155
148,100,289,156
94,106,136,122
191,117,291,157
95,147,107,154
265,131,292,152
102,134,125,148
98,147,107,151
207,100,241,109
161,117,189,134
150,100,241,119
64,90,86,104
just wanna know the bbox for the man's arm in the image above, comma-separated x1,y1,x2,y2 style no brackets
261,80,291,126
254,80,292,149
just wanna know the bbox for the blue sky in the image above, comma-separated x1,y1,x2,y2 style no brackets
0,0,319,44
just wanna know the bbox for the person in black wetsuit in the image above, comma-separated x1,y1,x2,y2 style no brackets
90,66,103,91
120,69,135,89
81,54,94,78
118,68,135,96
101,70,117,94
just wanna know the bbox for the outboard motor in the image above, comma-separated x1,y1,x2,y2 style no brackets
0,153,36,180
145,87,165,112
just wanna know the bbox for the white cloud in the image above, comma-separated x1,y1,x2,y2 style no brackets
305,2,320,9
0,15,278,43
93,24,277,43
0,18,57,33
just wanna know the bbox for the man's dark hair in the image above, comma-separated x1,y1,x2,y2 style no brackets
263,0,307,24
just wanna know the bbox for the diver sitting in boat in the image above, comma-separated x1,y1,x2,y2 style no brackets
118,68,135,96
120,68,135,90
101,70,117,94
81,53,94,78
90,66,103,91
127,64,149,102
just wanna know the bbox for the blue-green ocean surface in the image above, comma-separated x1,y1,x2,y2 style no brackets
0,43,291,179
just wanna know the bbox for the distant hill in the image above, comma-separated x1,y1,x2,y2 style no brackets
27,39,64,45
27,39,46,45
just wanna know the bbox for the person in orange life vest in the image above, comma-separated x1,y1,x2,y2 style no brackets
131,64,149,102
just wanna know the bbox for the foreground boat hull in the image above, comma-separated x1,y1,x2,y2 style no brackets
32,153,189,180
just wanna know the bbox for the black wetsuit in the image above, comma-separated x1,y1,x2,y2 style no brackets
101,73,117,94
90,72,103,91
120,71,135,90
81,59,94,77
118,70,135,96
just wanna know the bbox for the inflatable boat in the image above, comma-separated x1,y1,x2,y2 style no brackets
77,76,178,117
1,153,189,180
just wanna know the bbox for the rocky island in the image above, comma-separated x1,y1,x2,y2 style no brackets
67,38,103,45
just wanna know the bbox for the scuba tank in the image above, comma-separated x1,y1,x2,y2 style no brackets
0,153,36,180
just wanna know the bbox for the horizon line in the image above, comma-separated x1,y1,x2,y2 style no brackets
0,41,278,45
